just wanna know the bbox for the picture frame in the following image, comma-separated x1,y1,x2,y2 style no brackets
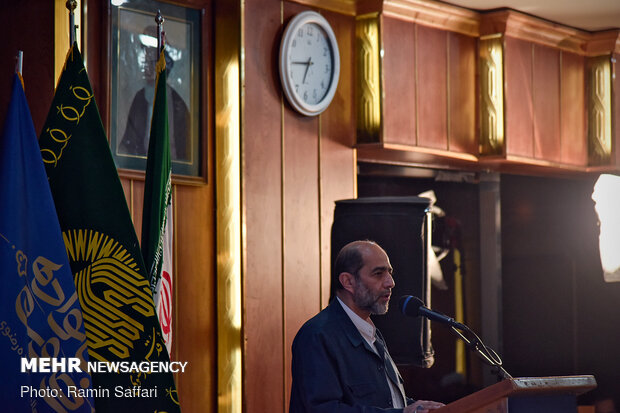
110,0,201,177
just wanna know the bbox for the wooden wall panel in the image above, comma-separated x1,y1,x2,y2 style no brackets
533,44,561,162
448,32,477,154
560,52,586,166
283,108,321,407
113,157,215,408
242,4,357,412
131,179,145,238
121,178,132,216
417,25,448,150
282,5,321,409
174,183,216,412
320,10,356,307
243,0,285,411
382,16,416,145
505,37,534,157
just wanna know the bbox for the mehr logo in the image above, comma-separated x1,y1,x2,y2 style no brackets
21,357,82,373
20,357,189,374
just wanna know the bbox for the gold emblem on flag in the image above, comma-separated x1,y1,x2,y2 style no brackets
63,229,154,360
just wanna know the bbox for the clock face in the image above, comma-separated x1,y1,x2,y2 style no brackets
279,12,340,116
285,23,334,106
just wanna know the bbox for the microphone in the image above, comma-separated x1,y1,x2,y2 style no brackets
399,296,511,379
399,295,464,329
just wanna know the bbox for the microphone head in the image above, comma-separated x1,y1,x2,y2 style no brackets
399,295,425,317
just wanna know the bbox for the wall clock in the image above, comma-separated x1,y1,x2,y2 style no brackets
279,11,340,116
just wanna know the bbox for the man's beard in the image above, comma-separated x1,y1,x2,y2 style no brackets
353,280,390,315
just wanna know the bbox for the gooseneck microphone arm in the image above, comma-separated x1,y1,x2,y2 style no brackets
449,323,512,380
399,295,512,380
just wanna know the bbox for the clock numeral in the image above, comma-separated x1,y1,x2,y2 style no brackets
312,89,317,100
306,25,313,36
295,84,299,93
297,28,303,37
320,80,325,90
323,47,328,57
303,91,308,102
292,39,296,48
324,64,330,74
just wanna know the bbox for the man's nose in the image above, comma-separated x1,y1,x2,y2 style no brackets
384,273,395,288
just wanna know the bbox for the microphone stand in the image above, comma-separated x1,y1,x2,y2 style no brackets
449,323,512,381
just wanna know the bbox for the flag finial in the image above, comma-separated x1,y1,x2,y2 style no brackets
156,10,165,53
15,50,23,75
66,0,78,45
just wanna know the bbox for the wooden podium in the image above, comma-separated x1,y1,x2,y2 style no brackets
434,375,596,413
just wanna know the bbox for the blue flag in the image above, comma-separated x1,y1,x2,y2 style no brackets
0,74,95,412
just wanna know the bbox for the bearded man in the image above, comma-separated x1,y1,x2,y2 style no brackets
289,240,445,413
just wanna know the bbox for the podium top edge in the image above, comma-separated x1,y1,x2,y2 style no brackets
335,196,432,205
434,375,597,413
511,375,597,391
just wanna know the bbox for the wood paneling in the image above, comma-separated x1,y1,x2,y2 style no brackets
382,15,416,145
505,37,534,157
243,3,357,412
504,39,585,166
174,183,216,412
448,32,477,154
417,24,448,150
121,179,132,216
243,0,284,411
480,9,588,55
363,16,478,163
371,7,617,172
131,180,145,238
282,5,321,409
560,52,586,166
533,44,561,162
283,107,321,407
320,10,356,307
382,0,480,36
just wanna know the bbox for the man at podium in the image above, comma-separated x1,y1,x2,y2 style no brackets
289,240,445,413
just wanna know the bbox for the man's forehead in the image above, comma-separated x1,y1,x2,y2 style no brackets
360,243,390,265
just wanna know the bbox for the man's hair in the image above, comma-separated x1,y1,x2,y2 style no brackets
330,240,377,298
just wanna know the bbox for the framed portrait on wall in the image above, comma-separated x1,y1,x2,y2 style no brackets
110,0,201,177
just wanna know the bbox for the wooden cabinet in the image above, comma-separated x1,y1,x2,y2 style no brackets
357,5,479,170
355,2,620,175
479,11,590,171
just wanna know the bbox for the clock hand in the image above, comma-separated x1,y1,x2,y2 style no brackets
302,57,313,84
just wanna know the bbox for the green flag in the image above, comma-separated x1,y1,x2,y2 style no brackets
142,49,174,354
38,44,181,412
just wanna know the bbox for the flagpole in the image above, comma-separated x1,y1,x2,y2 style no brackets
156,10,164,53
15,51,23,75
66,0,77,45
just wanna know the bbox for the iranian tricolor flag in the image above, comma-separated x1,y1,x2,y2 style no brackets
142,47,174,355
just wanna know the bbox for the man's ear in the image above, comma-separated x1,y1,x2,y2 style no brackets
339,272,356,295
